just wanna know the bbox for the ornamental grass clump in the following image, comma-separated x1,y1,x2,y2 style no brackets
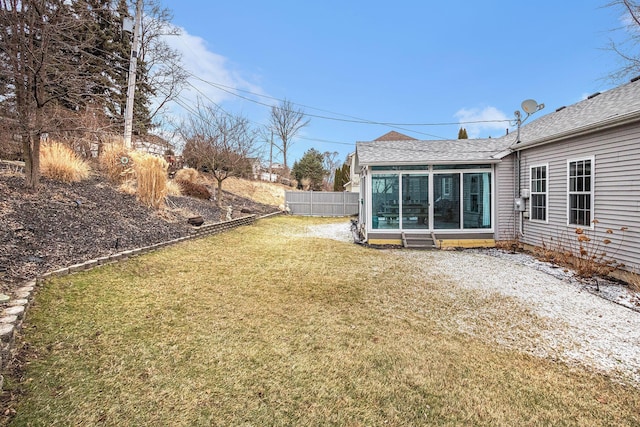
98,142,132,184
40,141,90,183
129,151,168,209
165,179,182,196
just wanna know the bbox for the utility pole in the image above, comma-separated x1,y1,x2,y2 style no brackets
269,131,273,182
123,0,143,149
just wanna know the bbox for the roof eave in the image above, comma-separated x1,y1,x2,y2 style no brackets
512,111,640,151
359,158,502,167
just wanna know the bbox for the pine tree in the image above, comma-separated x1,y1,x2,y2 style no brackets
62,0,132,129
457,127,469,139
292,148,326,191
70,0,154,135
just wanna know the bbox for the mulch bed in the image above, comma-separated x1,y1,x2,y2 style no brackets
0,172,278,293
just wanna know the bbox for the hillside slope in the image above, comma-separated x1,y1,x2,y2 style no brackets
0,170,279,291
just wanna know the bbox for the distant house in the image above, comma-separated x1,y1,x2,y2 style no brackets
354,76,640,271
134,134,173,157
257,161,286,182
345,132,415,193
343,152,360,193
246,157,262,179
373,130,417,142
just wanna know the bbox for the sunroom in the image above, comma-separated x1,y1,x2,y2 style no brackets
355,137,511,248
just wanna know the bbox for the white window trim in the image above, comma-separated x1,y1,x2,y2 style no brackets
367,167,494,233
566,156,595,228
529,163,549,223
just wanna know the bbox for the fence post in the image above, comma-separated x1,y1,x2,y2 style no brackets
310,191,314,216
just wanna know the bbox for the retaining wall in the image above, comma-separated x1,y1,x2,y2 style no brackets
0,212,280,389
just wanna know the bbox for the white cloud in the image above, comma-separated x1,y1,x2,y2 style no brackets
454,106,511,138
160,28,265,116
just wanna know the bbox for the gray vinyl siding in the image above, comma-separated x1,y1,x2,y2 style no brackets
495,156,516,241
517,122,640,270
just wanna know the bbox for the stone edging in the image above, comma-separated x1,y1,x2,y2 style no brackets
0,211,283,389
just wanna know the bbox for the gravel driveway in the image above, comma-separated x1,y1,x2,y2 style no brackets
303,221,640,387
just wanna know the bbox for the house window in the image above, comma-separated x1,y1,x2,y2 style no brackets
434,174,460,229
463,172,491,229
371,174,399,230
567,157,593,226
530,165,547,222
401,174,429,229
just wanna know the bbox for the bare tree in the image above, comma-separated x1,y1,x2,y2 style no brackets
139,0,188,128
607,0,640,81
179,103,257,207
0,0,91,188
269,99,309,172
322,150,340,189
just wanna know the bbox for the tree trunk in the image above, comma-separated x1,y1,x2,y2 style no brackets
216,179,223,208
22,131,40,189
283,147,288,173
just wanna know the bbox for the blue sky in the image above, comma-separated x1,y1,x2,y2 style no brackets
158,1,631,167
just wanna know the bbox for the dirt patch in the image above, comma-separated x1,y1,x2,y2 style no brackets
0,171,279,292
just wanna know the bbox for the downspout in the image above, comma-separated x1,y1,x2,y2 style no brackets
512,100,543,240
515,111,523,239
517,150,523,237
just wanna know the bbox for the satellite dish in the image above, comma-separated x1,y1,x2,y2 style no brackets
521,99,539,114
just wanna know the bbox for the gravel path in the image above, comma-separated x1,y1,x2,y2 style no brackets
304,221,640,387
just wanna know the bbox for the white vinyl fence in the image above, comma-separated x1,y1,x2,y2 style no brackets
285,191,359,216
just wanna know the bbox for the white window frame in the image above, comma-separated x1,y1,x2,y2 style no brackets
567,156,595,228
442,177,452,197
529,163,548,223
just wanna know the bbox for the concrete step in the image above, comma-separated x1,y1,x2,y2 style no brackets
402,233,437,249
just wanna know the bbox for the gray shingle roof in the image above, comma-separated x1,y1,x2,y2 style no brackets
513,77,640,149
356,77,640,165
356,138,512,165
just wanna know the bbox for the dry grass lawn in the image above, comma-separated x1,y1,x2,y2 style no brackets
4,216,640,426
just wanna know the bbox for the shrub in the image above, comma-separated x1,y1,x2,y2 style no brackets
628,269,640,292
130,151,168,209
40,141,90,182
174,167,200,184
176,179,211,200
538,219,626,280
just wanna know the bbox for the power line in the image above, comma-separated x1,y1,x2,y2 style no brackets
188,76,513,129
51,27,514,144
200,80,513,126
186,74,449,139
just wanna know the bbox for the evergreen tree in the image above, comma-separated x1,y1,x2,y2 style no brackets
292,148,326,191
69,0,164,136
333,167,343,191
333,161,350,191
66,0,129,118
457,127,469,139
